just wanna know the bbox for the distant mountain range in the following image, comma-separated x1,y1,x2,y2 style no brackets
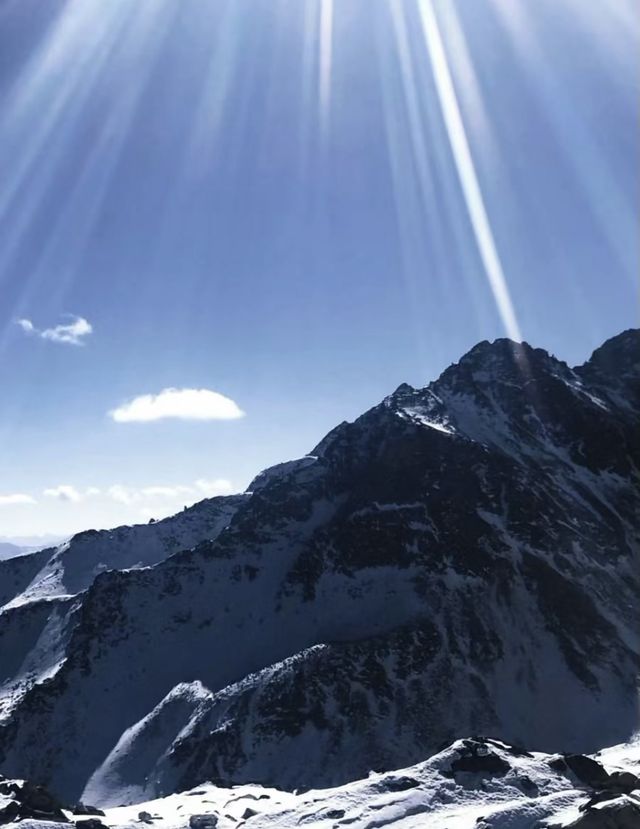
0,537,66,561
0,330,637,809
0,543,28,562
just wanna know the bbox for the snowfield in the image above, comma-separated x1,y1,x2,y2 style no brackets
3,736,640,828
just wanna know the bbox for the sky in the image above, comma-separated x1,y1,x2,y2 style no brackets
0,0,638,538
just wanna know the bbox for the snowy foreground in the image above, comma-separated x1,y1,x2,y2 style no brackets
4,737,639,829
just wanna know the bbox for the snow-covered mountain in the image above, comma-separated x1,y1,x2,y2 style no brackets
0,331,638,808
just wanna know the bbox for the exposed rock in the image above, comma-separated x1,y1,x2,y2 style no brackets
189,814,218,829
0,779,69,823
549,795,640,828
374,775,420,793
565,754,614,789
73,802,106,816
449,751,510,777
75,820,110,829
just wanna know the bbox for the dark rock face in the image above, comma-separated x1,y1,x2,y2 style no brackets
564,755,615,790
559,753,640,798
0,331,638,803
0,779,69,824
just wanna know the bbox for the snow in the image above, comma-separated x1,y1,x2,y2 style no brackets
7,737,639,829
399,408,456,434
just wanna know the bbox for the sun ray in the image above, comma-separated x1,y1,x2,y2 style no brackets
416,0,522,343
318,0,334,144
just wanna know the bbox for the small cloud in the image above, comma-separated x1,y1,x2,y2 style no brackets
43,485,83,502
43,485,100,502
17,319,35,334
195,478,234,497
0,493,36,506
109,388,245,423
17,315,93,346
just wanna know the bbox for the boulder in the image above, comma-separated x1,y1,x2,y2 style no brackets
189,815,218,829
73,803,106,817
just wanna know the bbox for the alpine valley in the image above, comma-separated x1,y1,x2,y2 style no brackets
1,331,639,829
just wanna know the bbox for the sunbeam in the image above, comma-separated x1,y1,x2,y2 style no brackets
318,0,334,144
417,0,522,343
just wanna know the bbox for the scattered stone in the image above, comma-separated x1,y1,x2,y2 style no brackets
75,820,110,829
189,814,218,829
138,811,154,823
74,803,106,817
240,807,258,820
378,775,420,792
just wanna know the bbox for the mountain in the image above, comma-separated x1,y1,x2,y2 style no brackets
0,331,637,806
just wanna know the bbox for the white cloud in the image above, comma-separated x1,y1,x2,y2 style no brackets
17,315,93,346
43,485,100,502
195,478,234,496
17,319,35,335
109,388,245,423
106,479,234,506
0,493,36,506
43,485,82,502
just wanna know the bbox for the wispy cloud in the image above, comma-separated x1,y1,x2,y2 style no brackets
43,484,99,502
107,479,233,506
109,388,245,423
40,480,234,509
0,493,36,506
17,314,93,346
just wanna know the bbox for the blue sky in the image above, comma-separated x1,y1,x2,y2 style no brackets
0,0,637,537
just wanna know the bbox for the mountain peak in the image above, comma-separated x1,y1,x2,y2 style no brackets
579,328,640,376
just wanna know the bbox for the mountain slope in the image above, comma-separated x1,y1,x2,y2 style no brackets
0,331,637,803
0,493,247,610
